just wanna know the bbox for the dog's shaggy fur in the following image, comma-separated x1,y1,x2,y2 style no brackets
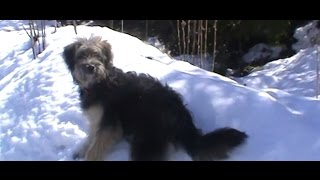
63,36,248,161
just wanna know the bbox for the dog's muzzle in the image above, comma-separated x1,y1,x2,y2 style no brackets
81,64,96,74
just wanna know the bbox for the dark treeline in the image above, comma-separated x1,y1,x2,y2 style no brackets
60,20,311,76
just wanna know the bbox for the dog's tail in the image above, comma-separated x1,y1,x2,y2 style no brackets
177,113,248,160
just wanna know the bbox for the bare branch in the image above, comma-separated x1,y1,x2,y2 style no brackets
22,25,31,38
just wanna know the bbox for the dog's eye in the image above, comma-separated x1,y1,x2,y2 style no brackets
95,55,103,61
76,54,86,60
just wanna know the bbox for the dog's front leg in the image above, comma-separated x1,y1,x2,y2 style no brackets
73,131,94,160
85,126,123,161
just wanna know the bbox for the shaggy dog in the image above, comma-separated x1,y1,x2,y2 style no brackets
63,36,248,161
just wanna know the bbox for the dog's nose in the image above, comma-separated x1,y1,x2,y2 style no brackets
81,64,95,74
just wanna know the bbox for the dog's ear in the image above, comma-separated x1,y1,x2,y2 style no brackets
63,42,82,71
101,40,114,64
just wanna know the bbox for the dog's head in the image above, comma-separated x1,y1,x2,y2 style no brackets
63,36,113,89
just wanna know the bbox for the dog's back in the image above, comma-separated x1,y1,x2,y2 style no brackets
80,66,247,161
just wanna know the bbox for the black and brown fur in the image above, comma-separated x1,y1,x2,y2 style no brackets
63,36,248,161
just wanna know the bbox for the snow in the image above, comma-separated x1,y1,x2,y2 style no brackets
236,47,320,98
173,54,213,71
2,20,320,161
292,20,320,52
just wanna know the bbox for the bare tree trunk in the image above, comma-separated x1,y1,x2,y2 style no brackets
31,20,38,56
31,21,37,39
212,20,218,72
204,20,208,59
181,20,186,60
73,20,77,34
177,20,181,56
105,20,113,28
42,20,46,51
53,20,57,33
317,45,320,98
41,20,44,50
197,20,201,67
192,20,197,64
187,20,190,55
121,20,124,32
145,20,148,40
36,21,41,53
36,20,40,36
200,20,203,68
29,20,36,59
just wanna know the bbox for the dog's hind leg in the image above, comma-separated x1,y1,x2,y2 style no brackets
85,126,123,161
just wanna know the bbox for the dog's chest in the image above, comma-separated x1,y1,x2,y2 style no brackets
83,103,104,128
